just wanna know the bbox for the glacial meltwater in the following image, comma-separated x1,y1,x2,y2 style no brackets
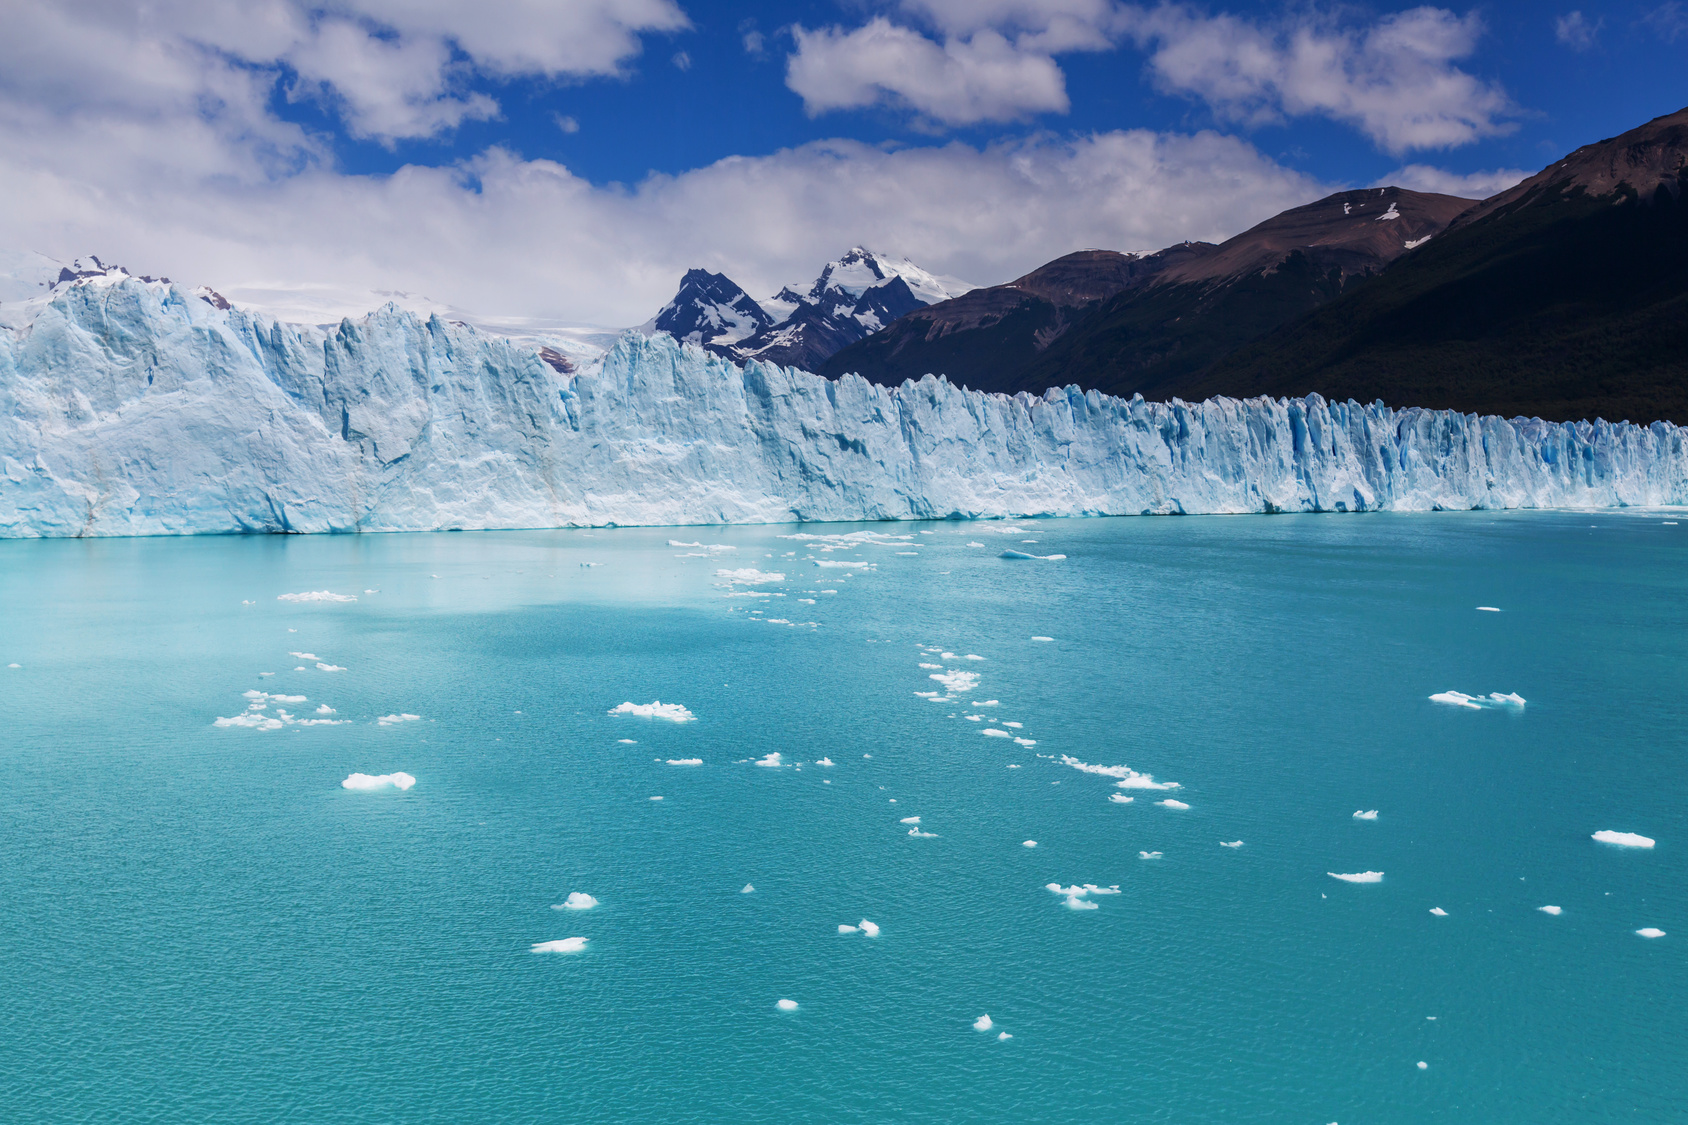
1,512,1683,1122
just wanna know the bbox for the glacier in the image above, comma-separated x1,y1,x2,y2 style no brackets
2,273,1686,538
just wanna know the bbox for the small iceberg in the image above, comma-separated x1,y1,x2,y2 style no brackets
1022,840,1038,847
1429,690,1526,709
1538,905,1562,915
973,1014,994,1032
1637,927,1666,939
1156,799,1190,810
1353,810,1379,820
341,772,415,791
1219,840,1243,848
1592,830,1655,848
1327,871,1384,883
557,892,598,910
531,938,587,953
609,701,696,722
1429,907,1448,916
999,550,1067,560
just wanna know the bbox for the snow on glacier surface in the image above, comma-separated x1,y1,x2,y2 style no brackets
2,274,1687,538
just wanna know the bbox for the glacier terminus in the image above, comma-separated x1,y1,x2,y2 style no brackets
2,271,1686,538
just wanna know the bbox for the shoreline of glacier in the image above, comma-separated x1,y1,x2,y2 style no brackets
3,276,1686,539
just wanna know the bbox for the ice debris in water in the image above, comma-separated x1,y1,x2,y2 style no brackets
1220,840,1243,848
531,938,587,953
1327,871,1384,883
1637,928,1666,939
931,670,979,692
1429,691,1525,709
1139,851,1161,859
754,753,783,768
1354,810,1379,820
277,591,357,603
1157,799,1190,810
609,701,696,722
667,758,703,766
1031,636,1054,642
1538,905,1562,915
908,827,938,837
1059,755,1180,789
776,999,798,1011
557,893,598,910
1430,907,1448,916
377,713,421,725
1593,830,1655,848
900,816,921,824
741,884,755,894
982,729,1011,738
1108,794,1134,804
999,551,1067,560
1477,606,1501,612
342,772,416,791
714,568,784,585
1022,840,1037,847
973,1015,993,1032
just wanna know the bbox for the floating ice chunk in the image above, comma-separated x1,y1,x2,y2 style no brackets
277,591,357,603
316,663,346,672
1157,799,1190,810
1002,722,1022,728
667,758,703,766
531,938,588,954
214,713,284,729
342,772,416,791
908,828,938,837
815,757,834,766
919,663,942,669
1538,905,1562,915
930,670,979,692
754,753,783,768
1353,810,1379,820
964,654,984,661
973,1014,993,1032
964,714,983,722
1082,884,1120,895
838,924,858,933
1637,927,1666,938
1139,851,1161,859
1108,794,1134,804
973,700,999,706
1031,636,1054,642
1429,907,1448,916
1013,737,1038,746
316,705,335,715
966,541,985,547
1022,840,1037,847
900,816,921,824
815,560,870,569
1060,755,1180,789
1220,840,1243,848
982,729,1010,738
1063,895,1098,910
1417,1061,1428,1071
1593,830,1655,848
559,893,598,910
1477,606,1501,612
1429,691,1483,709
999,550,1065,560
739,884,756,895
609,701,696,722
859,919,880,937
1327,871,1384,883
376,713,421,725
776,999,798,1011
715,567,785,585
288,652,318,660
618,738,638,745
1488,692,1526,706
273,694,306,704
998,1032,1012,1040
1006,764,1020,769
1431,690,1526,709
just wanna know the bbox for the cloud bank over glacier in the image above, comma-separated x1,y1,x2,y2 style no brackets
3,276,1687,539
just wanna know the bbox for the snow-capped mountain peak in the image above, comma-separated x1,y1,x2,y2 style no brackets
643,248,976,372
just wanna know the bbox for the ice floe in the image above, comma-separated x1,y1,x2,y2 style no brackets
1429,690,1526,709
998,1032,1012,1041
1327,871,1384,883
342,772,416,791
1429,907,1448,916
1022,840,1037,847
776,999,799,1011
1013,737,1037,747
973,700,999,706
858,919,880,937
316,663,346,672
1220,840,1243,848
609,701,696,722
1031,636,1054,642
931,670,979,692
973,1015,993,1032
1592,830,1655,848
754,753,783,768
277,591,358,603
1477,606,1501,612
1353,810,1379,820
714,567,785,585
1059,755,1181,789
618,738,638,744
815,757,834,766
531,938,587,953
919,663,942,670
1157,799,1190,810
908,828,938,837
838,924,858,933
667,758,703,766
741,884,755,893
1637,927,1666,938
964,654,984,661
900,816,921,824
999,551,1066,560
1139,851,1161,859
815,560,871,569
558,893,598,910
982,729,1010,738
288,652,318,660
1108,794,1134,804
376,713,421,725
1538,905,1562,915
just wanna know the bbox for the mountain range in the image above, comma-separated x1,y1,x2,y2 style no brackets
805,105,1688,425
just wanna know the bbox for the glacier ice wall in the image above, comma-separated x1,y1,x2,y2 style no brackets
2,276,1686,537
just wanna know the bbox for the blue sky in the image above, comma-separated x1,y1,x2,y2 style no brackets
1,1,1683,326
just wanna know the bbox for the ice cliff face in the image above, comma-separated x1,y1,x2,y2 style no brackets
2,274,1686,538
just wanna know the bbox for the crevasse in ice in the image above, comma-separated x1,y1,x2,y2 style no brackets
2,275,1685,537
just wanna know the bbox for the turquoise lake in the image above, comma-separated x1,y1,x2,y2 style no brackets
0,512,1683,1122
